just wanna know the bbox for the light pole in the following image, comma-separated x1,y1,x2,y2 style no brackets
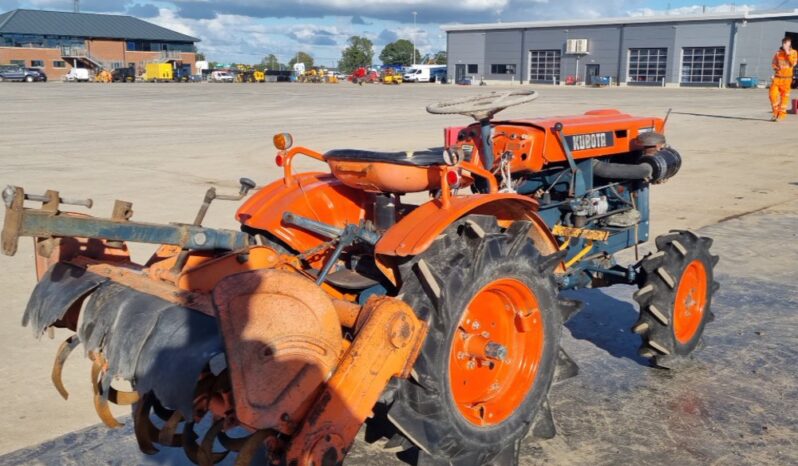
412,11,417,65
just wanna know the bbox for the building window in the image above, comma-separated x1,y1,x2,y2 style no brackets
53,60,66,68
628,48,667,84
529,50,561,83
467,64,478,74
681,47,725,85
10,60,25,66
30,60,44,67
490,64,516,75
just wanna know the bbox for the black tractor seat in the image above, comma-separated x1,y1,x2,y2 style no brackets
324,149,448,167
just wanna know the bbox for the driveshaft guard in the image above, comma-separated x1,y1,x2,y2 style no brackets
23,262,107,336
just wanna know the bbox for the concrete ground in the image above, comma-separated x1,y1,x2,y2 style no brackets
0,82,796,465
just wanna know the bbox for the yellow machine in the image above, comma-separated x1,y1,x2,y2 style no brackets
95,69,112,83
382,69,403,85
145,63,173,82
299,68,335,83
235,65,265,83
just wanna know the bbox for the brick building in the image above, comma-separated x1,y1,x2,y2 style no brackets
0,9,199,80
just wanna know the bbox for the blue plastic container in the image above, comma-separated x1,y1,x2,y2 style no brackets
592,76,611,86
736,77,758,88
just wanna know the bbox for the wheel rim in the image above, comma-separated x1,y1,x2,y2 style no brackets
449,278,544,426
673,259,708,344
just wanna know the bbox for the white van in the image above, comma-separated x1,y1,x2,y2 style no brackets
209,71,234,83
64,68,90,82
403,65,445,83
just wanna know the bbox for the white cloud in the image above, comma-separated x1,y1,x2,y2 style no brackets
629,3,757,16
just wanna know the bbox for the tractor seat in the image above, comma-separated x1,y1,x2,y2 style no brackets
324,149,448,166
324,149,449,193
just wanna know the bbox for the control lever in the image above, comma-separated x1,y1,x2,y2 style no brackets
215,177,257,201
3,185,93,209
173,177,257,273
192,177,257,226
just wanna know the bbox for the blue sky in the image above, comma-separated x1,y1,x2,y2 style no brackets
0,0,793,64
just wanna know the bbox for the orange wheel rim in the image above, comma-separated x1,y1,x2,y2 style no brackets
673,260,708,344
449,278,544,426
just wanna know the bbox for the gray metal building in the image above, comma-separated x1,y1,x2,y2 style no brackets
443,10,798,86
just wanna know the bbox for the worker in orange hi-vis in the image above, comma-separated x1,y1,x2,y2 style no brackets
769,37,797,122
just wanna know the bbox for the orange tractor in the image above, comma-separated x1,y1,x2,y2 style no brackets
1,90,717,465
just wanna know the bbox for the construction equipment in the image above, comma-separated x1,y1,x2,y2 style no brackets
382,68,403,85
144,62,191,82
350,67,379,85
111,66,136,83
94,69,112,83
297,67,330,83
234,65,265,83
1,90,718,465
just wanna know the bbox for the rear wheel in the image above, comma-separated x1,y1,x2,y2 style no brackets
384,215,571,465
633,230,719,368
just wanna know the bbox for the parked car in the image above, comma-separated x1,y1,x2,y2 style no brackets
209,70,234,83
64,68,90,82
111,66,136,83
0,65,47,82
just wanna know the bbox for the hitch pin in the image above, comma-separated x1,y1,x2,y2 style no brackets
3,186,92,209
25,193,93,209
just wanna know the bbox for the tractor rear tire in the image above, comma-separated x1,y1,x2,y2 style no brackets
633,230,719,368
385,215,569,465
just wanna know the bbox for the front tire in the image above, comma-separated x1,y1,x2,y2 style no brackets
25,75,34,82
385,215,567,465
633,230,719,368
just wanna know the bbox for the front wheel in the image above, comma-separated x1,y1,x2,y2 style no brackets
25,75,34,82
633,230,719,368
385,215,571,465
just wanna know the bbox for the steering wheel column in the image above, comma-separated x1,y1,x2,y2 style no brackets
426,90,539,172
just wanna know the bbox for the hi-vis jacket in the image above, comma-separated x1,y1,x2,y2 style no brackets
772,48,798,79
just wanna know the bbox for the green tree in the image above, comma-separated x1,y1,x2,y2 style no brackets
261,54,282,70
379,39,421,66
338,36,374,73
433,50,447,65
288,52,314,70
195,51,206,61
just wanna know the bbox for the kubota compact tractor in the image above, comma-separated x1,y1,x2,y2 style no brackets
1,90,718,466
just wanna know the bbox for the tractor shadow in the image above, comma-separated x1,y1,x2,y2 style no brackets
560,287,650,366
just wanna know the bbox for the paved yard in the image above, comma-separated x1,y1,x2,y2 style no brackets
0,81,796,464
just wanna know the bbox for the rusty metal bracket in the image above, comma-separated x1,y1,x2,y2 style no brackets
1,186,250,257
284,296,427,466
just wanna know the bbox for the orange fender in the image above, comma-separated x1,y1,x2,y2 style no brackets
376,194,560,282
236,173,374,253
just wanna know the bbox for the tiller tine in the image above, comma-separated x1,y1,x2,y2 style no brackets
90,356,123,428
51,334,80,400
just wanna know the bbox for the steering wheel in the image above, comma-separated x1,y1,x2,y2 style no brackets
426,90,539,121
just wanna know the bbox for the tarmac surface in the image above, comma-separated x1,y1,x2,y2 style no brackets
0,82,796,465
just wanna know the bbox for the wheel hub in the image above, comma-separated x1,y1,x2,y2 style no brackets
673,259,708,344
449,278,544,426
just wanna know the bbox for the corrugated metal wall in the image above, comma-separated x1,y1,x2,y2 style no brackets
447,16,798,86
